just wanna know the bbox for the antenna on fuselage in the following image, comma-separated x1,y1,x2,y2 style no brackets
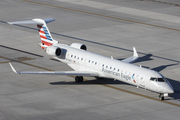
139,64,142,68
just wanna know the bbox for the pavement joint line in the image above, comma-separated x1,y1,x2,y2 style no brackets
0,59,35,64
0,45,43,57
0,56,52,71
0,56,35,64
22,0,180,32
139,0,180,7
0,61,14,64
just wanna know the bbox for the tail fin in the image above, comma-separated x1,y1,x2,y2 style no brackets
8,18,58,49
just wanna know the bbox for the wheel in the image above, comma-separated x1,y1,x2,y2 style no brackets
75,76,83,83
159,96,164,101
159,94,165,101
161,97,164,100
75,76,80,83
79,76,83,82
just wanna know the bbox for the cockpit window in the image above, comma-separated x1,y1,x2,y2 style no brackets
150,77,166,82
150,77,157,82
157,78,165,82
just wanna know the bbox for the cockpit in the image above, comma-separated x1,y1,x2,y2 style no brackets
150,77,167,82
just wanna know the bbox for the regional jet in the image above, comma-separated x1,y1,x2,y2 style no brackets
8,18,174,100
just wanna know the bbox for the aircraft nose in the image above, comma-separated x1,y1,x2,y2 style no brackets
158,82,174,94
164,82,174,94
166,87,174,94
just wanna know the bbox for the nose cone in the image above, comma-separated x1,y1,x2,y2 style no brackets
156,82,174,94
164,82,174,94
166,86,174,94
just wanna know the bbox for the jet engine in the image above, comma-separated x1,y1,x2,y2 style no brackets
70,43,87,50
46,46,62,56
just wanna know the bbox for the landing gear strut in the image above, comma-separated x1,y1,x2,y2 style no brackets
75,76,83,83
159,93,165,100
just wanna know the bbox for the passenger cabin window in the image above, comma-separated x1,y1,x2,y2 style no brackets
150,77,165,82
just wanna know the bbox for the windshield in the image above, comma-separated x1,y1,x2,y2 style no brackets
150,77,166,82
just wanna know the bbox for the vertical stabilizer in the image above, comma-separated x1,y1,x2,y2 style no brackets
33,19,56,47
8,18,58,49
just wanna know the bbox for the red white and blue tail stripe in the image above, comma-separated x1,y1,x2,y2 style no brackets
7,18,58,49
37,24,54,47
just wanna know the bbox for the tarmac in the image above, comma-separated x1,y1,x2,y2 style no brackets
0,0,180,119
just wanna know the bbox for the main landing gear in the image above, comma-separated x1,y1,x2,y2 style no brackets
75,76,83,83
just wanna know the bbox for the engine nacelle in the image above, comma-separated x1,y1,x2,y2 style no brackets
70,43,87,50
46,46,62,56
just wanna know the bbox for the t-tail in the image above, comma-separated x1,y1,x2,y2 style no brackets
8,18,58,49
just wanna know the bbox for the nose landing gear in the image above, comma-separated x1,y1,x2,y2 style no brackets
159,93,164,100
159,93,168,100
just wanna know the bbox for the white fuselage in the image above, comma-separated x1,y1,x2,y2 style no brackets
7,18,174,99
53,44,174,94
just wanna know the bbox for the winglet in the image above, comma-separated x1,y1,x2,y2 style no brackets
9,63,18,74
133,47,138,57
121,47,139,63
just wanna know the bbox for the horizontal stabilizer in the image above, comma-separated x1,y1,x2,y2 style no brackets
9,63,99,76
122,47,139,63
8,18,55,25
8,18,58,47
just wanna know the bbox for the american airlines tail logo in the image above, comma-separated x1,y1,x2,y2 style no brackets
42,26,52,41
37,25,53,41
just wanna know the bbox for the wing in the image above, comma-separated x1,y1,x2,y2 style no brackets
121,47,139,63
9,63,99,76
